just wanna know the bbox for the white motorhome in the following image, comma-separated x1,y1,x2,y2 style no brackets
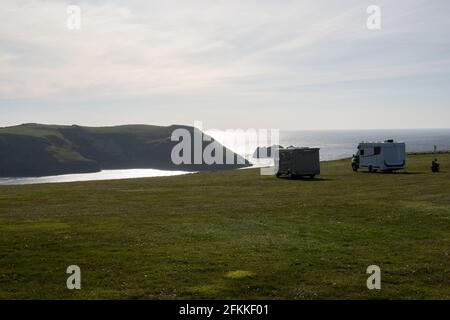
352,140,406,172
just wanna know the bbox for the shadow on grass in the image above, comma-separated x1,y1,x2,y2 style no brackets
277,176,331,181
359,171,423,175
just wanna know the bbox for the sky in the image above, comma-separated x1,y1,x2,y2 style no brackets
1,0,449,130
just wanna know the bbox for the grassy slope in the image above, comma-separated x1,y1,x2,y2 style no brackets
0,153,449,299
0,123,171,165
0,124,98,176
0,123,248,177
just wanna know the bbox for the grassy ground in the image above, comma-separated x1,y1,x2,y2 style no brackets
0,153,449,299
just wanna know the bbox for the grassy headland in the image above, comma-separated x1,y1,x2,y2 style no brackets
0,153,449,299
0,123,248,177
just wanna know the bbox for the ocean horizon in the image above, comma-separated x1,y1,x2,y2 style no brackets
214,128,450,161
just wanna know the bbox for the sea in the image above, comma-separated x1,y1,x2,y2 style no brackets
1,129,449,185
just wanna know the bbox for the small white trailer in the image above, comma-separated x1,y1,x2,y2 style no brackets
352,140,406,172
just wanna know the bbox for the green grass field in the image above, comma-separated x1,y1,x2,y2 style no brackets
0,153,449,299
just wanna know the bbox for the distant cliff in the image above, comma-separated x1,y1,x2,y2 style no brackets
0,124,250,177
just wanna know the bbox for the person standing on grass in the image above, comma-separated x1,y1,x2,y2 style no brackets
431,159,440,173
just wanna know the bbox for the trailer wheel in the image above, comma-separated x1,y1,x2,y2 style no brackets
309,175,315,179
352,164,358,172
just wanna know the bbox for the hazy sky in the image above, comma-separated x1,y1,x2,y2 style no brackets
1,0,449,129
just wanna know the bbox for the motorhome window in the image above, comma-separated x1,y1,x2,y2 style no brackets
374,147,381,155
360,149,365,156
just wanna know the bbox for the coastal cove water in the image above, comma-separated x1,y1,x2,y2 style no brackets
0,169,192,186
1,129,449,185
